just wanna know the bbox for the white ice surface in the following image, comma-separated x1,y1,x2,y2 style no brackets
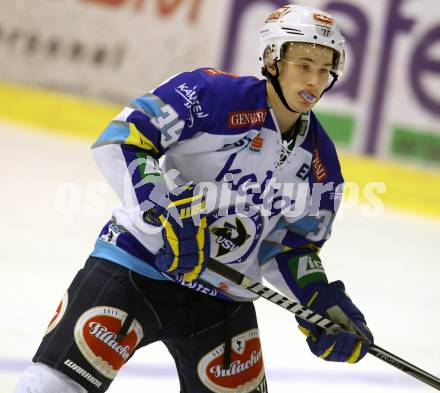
1,121,440,392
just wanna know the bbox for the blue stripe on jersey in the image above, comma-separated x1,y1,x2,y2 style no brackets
258,241,286,264
91,239,168,280
263,216,319,242
131,95,161,117
92,121,130,148
287,216,320,236
259,216,326,263
92,118,162,157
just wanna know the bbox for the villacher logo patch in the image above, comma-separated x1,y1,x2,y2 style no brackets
74,306,143,379
197,328,265,393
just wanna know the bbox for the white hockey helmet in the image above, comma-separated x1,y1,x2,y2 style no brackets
259,4,345,77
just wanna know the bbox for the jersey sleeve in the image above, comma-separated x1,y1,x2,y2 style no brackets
91,70,215,217
259,117,344,303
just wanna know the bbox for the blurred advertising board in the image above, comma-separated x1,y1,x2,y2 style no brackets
0,0,438,166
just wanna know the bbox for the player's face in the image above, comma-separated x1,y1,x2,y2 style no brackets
278,43,334,111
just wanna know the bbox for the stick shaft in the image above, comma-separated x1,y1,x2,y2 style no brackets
368,344,440,390
207,258,339,332
207,258,440,391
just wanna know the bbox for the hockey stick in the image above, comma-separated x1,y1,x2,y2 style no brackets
207,257,440,391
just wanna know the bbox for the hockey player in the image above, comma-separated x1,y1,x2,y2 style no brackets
15,4,373,393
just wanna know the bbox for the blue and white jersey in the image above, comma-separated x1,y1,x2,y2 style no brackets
91,68,344,302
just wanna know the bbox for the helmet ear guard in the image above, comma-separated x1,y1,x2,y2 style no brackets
260,44,278,75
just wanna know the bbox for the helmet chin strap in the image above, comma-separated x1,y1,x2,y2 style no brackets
262,62,301,114
322,71,339,94
262,63,339,112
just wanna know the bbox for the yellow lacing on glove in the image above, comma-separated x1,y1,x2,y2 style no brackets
347,341,362,363
319,342,336,359
158,215,180,272
182,214,207,282
298,324,312,338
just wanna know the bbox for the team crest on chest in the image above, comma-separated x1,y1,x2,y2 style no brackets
208,205,263,264
211,217,251,257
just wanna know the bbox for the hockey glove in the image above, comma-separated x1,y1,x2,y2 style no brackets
144,184,209,281
296,280,373,363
